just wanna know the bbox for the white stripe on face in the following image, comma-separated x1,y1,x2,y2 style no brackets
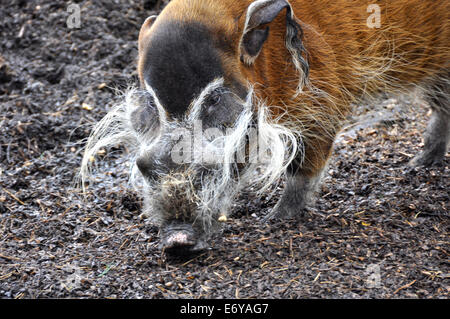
145,78,225,123
188,77,225,121
144,80,169,125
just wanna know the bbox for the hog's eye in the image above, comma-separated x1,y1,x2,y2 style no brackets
206,93,220,107
130,92,159,134
143,91,156,108
206,88,226,107
210,95,220,106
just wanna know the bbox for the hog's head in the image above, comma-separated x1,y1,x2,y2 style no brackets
81,0,308,253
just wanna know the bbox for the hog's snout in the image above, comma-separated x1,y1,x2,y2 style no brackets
160,222,209,254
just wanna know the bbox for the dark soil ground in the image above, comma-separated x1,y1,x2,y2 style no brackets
0,0,448,299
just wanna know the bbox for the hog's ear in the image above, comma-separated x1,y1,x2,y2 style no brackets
138,15,158,54
240,0,290,65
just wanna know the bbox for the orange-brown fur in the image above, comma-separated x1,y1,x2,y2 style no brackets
139,0,449,177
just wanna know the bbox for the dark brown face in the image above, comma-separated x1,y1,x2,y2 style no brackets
142,21,224,117
140,19,248,118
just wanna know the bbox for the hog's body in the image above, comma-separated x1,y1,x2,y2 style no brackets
82,0,449,253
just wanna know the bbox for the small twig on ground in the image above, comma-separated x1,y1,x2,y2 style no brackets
393,280,416,295
2,188,25,205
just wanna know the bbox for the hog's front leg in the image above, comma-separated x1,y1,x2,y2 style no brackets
409,73,450,167
266,135,333,219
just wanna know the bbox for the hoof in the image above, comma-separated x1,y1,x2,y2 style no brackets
408,152,444,167
264,200,305,221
